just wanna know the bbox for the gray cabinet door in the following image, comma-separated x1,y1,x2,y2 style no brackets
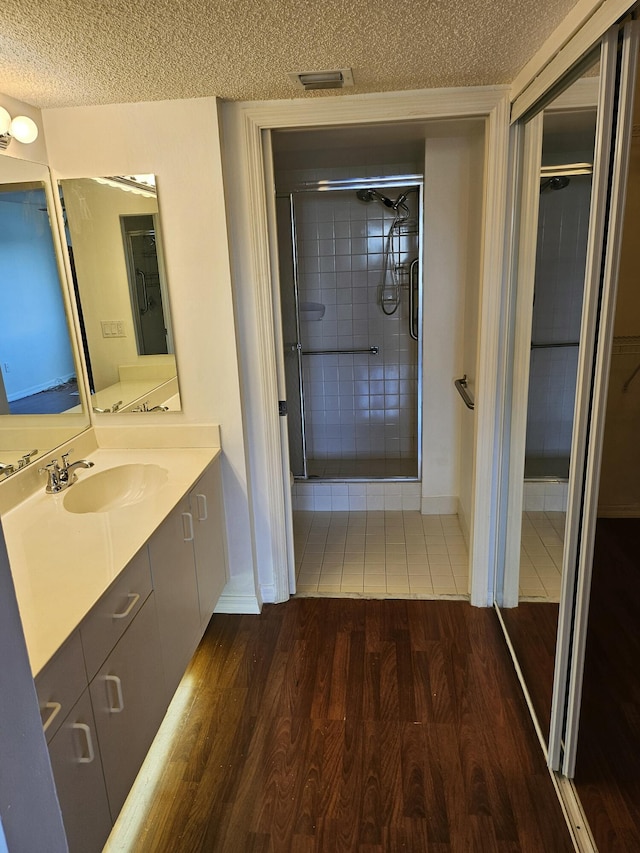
89,594,166,819
190,458,228,630
148,495,201,699
47,689,112,853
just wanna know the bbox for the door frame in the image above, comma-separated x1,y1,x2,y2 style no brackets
221,87,511,605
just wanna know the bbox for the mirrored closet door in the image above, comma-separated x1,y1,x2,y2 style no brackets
498,46,607,747
499,16,640,847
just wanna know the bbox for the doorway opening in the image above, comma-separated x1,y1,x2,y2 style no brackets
121,215,169,356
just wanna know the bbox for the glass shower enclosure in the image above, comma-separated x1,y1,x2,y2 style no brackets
276,179,423,481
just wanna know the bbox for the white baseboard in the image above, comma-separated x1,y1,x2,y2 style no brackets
597,505,640,518
214,593,261,614
421,495,458,515
458,500,470,547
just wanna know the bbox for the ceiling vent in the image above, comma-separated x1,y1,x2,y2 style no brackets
288,68,354,91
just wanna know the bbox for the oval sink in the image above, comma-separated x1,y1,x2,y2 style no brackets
63,463,169,514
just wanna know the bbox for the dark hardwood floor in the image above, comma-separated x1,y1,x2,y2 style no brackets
574,518,640,851
122,599,573,852
499,602,559,740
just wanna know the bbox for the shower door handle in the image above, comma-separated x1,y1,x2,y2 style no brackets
409,258,419,341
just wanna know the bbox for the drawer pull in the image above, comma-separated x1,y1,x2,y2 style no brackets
73,722,95,763
182,511,194,542
42,701,62,733
196,493,208,522
105,675,125,713
112,592,140,620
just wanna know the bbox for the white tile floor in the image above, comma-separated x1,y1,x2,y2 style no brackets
294,510,469,598
519,511,566,601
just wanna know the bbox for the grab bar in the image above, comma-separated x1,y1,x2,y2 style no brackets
409,258,419,341
304,346,379,355
531,341,579,349
136,269,149,314
454,375,475,410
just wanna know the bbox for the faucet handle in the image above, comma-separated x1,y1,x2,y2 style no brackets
38,460,62,494
17,449,38,469
60,450,73,468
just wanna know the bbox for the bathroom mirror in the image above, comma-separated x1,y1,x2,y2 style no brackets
59,175,181,413
0,157,89,475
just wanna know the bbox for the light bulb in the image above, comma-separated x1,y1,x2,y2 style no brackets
9,115,38,144
0,107,11,136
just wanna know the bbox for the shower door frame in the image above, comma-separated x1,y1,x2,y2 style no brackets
277,192,308,480
284,177,424,482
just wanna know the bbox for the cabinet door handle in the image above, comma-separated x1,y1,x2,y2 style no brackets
73,722,96,763
112,592,140,619
105,675,125,713
196,493,208,522
182,511,194,542
42,701,62,733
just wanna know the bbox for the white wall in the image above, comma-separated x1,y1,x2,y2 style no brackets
460,132,485,543
422,131,484,522
43,99,259,611
0,190,75,399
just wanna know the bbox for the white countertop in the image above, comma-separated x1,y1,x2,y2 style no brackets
2,446,219,676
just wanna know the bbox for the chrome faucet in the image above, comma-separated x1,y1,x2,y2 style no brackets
0,449,38,480
16,449,38,470
131,401,169,412
92,400,123,413
0,462,15,479
38,450,94,494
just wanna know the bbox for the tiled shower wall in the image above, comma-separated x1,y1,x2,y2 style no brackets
525,175,591,474
295,189,419,464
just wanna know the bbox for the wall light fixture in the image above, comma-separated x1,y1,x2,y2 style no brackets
0,107,39,150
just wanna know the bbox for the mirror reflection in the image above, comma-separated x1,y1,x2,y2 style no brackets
59,175,181,413
0,182,77,414
500,61,599,740
0,158,88,476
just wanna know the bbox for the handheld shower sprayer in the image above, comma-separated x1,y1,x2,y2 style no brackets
356,186,418,211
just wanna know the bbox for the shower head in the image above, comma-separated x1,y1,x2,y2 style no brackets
356,186,418,211
540,175,571,193
355,188,395,207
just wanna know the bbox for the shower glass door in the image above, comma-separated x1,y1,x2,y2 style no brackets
278,181,422,481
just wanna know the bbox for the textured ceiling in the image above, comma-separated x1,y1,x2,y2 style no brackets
0,0,579,108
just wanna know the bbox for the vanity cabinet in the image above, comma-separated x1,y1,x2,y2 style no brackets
46,688,112,853
33,455,227,852
89,593,165,818
150,457,227,698
80,545,152,680
36,632,113,853
148,493,202,699
190,457,227,629
36,548,162,852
